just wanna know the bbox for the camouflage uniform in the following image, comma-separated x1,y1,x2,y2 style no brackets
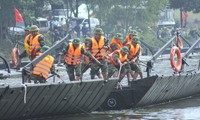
129,37,141,73
15,26,45,69
59,38,98,81
81,37,101,77
88,28,109,80
108,47,130,78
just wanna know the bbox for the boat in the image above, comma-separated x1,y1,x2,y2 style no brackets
99,72,200,110
0,78,117,120
98,35,200,111
0,35,119,120
0,33,200,119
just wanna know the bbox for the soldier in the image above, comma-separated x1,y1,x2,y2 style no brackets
14,27,31,69
109,33,124,52
57,38,101,81
124,29,138,45
87,28,109,80
108,46,130,81
29,25,45,60
29,46,59,83
81,37,102,79
125,36,143,80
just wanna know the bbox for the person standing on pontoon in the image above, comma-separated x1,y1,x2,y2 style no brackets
107,46,130,81
57,38,101,81
125,36,143,80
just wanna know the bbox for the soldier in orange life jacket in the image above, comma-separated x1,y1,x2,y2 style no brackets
108,46,130,81
87,28,109,80
81,37,103,79
29,25,45,60
14,27,31,69
29,46,59,83
109,33,123,52
125,36,143,80
124,29,138,45
57,38,101,81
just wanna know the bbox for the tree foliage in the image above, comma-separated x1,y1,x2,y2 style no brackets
0,0,169,43
85,0,168,33
170,0,200,13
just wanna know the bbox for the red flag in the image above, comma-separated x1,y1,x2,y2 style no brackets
14,7,24,23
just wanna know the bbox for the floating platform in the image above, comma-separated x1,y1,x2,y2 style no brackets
0,79,118,120
98,71,200,111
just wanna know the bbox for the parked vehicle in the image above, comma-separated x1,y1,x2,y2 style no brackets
8,26,25,39
70,17,100,30
52,9,68,16
82,18,100,30
156,6,176,38
35,17,49,33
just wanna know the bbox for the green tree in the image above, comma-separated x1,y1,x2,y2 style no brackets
169,0,200,27
170,0,200,13
85,0,168,34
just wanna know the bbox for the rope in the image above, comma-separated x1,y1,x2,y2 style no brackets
116,64,123,90
56,76,65,83
21,84,27,104
117,64,123,79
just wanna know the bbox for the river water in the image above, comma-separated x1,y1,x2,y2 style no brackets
1,54,200,120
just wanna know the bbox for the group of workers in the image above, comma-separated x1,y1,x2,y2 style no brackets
16,25,143,84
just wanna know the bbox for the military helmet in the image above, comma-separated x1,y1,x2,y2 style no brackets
30,25,40,32
25,26,30,31
84,37,91,43
94,28,104,35
73,38,81,44
121,46,129,54
40,46,50,53
132,36,140,43
128,29,138,36
114,33,123,40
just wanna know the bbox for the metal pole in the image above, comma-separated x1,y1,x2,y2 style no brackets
23,34,68,68
180,35,191,47
151,36,176,61
184,37,200,58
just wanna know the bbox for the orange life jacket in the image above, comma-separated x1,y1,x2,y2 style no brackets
24,34,32,55
32,54,54,79
109,50,127,66
91,36,107,59
65,43,82,65
109,38,123,52
125,41,140,60
125,35,131,45
30,34,42,52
